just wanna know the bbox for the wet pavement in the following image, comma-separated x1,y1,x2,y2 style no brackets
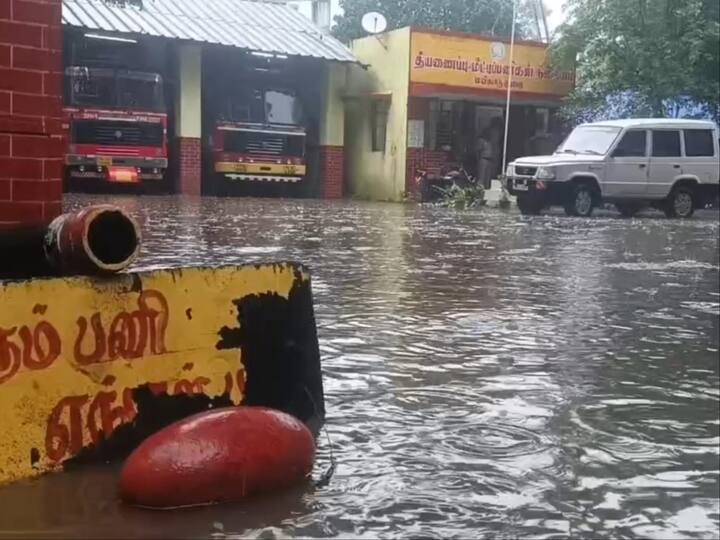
1,195,718,539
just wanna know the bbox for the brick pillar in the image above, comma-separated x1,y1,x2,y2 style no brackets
406,148,451,199
405,97,451,199
177,137,201,196
0,0,64,228
319,145,344,199
319,64,346,199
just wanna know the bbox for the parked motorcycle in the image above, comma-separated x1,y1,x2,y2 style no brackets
415,165,477,203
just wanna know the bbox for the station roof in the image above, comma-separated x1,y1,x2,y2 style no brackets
62,0,357,63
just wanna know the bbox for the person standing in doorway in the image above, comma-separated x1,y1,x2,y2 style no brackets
476,118,504,189
488,117,504,182
476,128,494,189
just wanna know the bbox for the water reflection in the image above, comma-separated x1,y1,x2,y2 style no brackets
1,196,717,539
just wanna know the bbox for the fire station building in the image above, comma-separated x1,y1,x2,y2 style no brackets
1,0,574,209
58,0,356,198
344,28,575,201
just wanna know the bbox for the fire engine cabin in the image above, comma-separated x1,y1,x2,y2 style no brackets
212,88,307,184
203,48,324,196
63,34,170,190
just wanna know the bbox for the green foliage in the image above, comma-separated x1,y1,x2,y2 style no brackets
552,0,720,122
333,0,537,44
437,183,487,210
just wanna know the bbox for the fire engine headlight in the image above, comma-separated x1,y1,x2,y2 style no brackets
536,167,556,180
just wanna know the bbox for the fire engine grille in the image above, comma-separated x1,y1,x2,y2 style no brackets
73,120,164,147
223,130,305,158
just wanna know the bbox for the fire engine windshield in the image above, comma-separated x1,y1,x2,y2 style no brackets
222,88,303,126
222,88,266,123
65,67,165,112
265,90,303,125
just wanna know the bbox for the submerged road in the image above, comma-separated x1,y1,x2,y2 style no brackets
0,195,718,539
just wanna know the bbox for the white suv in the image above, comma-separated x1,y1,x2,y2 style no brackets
506,119,720,218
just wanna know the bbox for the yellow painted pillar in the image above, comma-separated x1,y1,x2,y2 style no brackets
318,63,347,199
175,44,203,195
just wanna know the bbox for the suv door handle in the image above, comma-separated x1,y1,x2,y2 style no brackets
639,164,647,169
673,164,681,169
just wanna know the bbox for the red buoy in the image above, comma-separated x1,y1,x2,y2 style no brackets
119,407,315,509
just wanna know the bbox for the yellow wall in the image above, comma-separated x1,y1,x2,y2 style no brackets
346,28,411,202
176,44,203,139
320,63,348,146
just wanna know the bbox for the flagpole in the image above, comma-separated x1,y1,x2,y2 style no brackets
501,0,518,177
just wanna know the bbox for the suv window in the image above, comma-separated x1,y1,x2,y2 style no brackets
684,129,715,157
652,130,681,157
613,130,647,157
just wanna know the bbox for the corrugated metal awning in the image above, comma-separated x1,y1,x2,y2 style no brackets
62,0,357,63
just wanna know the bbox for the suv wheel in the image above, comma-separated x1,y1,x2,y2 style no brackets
564,184,596,217
664,186,696,219
517,195,543,215
616,202,641,218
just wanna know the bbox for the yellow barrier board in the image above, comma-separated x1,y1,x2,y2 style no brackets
411,30,574,97
215,162,307,176
0,263,320,485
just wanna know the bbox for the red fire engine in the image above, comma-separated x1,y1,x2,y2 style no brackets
64,66,168,188
210,87,307,187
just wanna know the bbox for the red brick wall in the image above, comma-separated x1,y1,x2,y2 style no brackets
177,137,201,196
408,97,429,121
406,148,450,196
319,145,344,199
405,97,453,198
0,0,64,228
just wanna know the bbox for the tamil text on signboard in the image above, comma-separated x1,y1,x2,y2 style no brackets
0,263,317,485
410,30,574,98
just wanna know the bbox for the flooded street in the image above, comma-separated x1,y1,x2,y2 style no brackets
1,194,718,539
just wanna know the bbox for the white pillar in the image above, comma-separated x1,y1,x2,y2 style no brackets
176,44,202,139
175,44,203,195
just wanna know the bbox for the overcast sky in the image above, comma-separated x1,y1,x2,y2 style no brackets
296,0,568,34
544,0,567,33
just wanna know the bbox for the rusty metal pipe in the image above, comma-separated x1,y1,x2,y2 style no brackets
0,205,141,279
45,205,141,275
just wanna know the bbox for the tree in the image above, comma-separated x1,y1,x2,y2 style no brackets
332,0,539,44
552,0,720,123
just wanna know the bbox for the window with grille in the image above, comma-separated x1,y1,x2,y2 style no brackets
428,100,455,151
371,100,389,152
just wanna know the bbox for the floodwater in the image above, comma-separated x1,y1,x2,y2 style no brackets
1,195,719,539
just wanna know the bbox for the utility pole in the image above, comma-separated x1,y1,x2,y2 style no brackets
502,0,549,178
524,0,551,43
501,0,518,179
535,0,550,43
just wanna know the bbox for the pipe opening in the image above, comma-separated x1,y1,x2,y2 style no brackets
86,210,139,267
